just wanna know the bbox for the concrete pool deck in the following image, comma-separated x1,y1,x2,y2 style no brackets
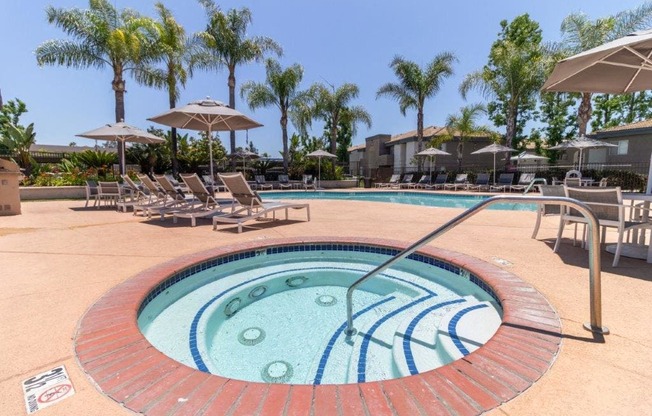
0,194,651,415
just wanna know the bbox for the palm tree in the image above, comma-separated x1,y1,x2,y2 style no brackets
377,54,456,157
35,0,157,173
192,1,282,167
557,5,652,135
241,59,308,173
442,104,493,170
135,2,189,176
311,83,372,158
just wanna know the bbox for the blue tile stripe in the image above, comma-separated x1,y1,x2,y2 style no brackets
357,294,435,383
448,304,489,356
402,298,467,375
188,265,428,373
312,296,396,385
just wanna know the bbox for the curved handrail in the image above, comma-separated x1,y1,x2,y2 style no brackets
523,177,548,194
344,195,609,337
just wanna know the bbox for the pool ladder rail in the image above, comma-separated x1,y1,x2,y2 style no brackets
345,195,610,337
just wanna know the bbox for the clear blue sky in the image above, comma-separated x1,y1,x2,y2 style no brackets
0,0,646,156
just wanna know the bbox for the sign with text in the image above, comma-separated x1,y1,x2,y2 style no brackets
22,365,75,414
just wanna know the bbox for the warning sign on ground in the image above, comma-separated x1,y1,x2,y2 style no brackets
22,365,75,414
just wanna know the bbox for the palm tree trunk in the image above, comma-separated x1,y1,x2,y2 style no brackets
228,68,236,170
281,112,289,173
330,123,338,177
504,106,517,169
113,74,126,175
577,92,592,137
457,141,463,171
417,108,424,171
169,76,179,177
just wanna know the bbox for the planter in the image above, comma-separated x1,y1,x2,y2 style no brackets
317,180,358,189
20,186,86,200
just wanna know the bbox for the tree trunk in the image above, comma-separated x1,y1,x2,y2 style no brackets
228,68,236,170
169,71,179,177
456,140,464,171
112,72,126,175
417,108,424,171
504,105,517,169
330,113,338,178
577,92,592,137
281,111,289,173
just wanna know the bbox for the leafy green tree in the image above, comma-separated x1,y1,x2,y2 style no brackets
323,110,353,162
556,4,652,135
0,98,28,143
192,1,282,168
241,59,308,173
377,54,456,157
440,104,493,170
35,0,158,173
2,123,37,171
310,83,371,169
135,2,190,176
76,149,118,171
461,14,546,167
591,92,652,130
537,91,578,163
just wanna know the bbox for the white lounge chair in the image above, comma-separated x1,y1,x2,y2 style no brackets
443,174,468,191
213,172,310,233
171,174,234,226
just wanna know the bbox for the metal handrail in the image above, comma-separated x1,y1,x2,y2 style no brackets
344,195,609,337
523,178,548,194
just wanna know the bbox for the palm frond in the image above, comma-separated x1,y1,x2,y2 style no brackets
35,40,107,69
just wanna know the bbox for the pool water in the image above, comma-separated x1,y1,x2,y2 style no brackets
138,245,503,385
261,190,536,211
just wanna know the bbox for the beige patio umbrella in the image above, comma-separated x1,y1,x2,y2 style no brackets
471,143,517,184
542,30,652,192
548,136,617,170
76,121,165,175
416,147,451,180
148,98,263,181
229,149,260,174
306,149,337,189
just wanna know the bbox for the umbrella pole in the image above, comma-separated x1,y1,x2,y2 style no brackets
121,140,126,176
208,128,214,181
318,157,321,189
493,153,496,185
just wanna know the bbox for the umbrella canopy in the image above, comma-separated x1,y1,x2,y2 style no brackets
148,98,263,180
542,29,652,94
510,151,549,161
416,147,451,179
307,149,337,188
76,121,164,175
548,136,617,168
229,150,260,173
471,143,517,184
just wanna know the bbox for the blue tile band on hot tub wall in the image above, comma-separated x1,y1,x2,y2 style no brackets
448,303,489,356
402,298,467,375
138,243,500,316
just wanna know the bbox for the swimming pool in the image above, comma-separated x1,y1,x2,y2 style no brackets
138,243,502,385
261,190,536,211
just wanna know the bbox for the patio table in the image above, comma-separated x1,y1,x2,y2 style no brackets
606,193,652,263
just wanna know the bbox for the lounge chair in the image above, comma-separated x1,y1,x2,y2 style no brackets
443,174,468,191
303,174,316,191
172,174,234,226
375,174,400,188
202,175,226,193
144,174,194,219
118,175,151,212
467,173,490,192
397,174,414,189
254,175,273,190
278,174,292,189
554,186,652,267
213,172,310,233
424,174,448,190
410,175,431,189
490,173,514,192
133,174,171,216
510,173,536,192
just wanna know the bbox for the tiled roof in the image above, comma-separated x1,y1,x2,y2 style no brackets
597,118,652,133
348,144,366,152
387,126,491,144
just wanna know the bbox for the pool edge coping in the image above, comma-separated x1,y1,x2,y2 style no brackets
74,237,562,416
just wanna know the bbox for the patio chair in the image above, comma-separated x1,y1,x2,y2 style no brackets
278,174,292,189
84,180,99,208
213,172,310,233
303,174,316,191
397,174,414,189
410,174,431,189
443,174,468,191
254,175,273,190
510,173,536,192
375,174,400,188
467,173,490,192
144,174,195,219
172,174,234,226
97,181,123,208
531,185,565,239
489,173,514,192
554,186,652,267
564,177,582,187
133,174,171,216
202,175,227,193
118,175,150,212
424,174,448,190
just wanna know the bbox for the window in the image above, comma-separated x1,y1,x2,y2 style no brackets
609,140,628,155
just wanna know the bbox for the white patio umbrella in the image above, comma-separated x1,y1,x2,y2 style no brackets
510,151,549,162
548,136,617,169
416,147,451,180
76,121,165,175
306,149,337,189
471,143,517,184
229,149,260,173
148,98,262,181
543,29,652,193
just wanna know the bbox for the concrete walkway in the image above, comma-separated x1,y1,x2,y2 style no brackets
0,196,650,415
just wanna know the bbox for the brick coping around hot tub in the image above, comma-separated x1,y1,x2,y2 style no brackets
75,237,561,416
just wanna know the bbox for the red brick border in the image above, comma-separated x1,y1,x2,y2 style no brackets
75,237,561,415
